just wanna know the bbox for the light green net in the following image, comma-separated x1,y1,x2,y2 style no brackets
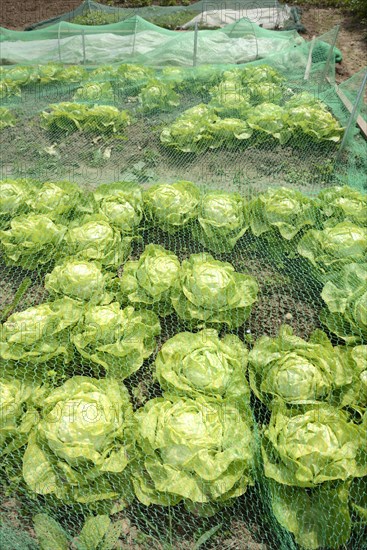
0,24,366,550
1,16,307,66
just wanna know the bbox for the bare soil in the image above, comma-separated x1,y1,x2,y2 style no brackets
0,0,81,30
298,6,367,83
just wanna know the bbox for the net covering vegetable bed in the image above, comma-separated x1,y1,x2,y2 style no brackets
0,39,366,550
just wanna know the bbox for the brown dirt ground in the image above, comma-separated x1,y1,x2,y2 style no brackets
1,1,366,84
298,6,367,83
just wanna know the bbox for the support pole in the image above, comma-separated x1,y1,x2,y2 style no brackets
304,36,316,81
336,69,367,159
193,21,199,67
131,17,138,57
319,25,340,90
81,29,86,65
57,24,62,63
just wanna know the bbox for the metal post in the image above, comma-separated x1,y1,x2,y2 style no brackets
81,29,86,65
304,36,316,81
319,25,340,89
336,69,367,159
193,21,199,67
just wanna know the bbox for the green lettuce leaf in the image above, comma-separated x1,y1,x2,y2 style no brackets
72,302,160,379
262,402,367,487
268,480,351,549
154,328,250,404
0,213,67,269
45,258,116,305
248,325,355,408
131,395,254,508
22,376,135,504
143,181,200,234
0,298,83,364
63,215,132,268
320,262,367,343
93,182,143,233
118,244,180,316
171,253,258,329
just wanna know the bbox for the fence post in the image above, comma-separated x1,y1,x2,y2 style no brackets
131,17,138,57
81,29,86,65
319,25,340,90
304,36,316,81
57,24,62,63
336,69,367,159
193,21,199,67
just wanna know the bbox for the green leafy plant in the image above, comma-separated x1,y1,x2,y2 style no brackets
118,244,180,316
154,328,250,404
0,298,83,364
192,190,248,252
268,479,352,549
26,180,82,222
160,104,251,152
247,103,290,144
45,258,116,305
160,104,217,153
0,81,21,100
317,185,367,227
0,213,67,269
248,325,355,408
207,117,252,149
35,63,87,85
143,181,201,234
33,512,131,550
115,64,154,95
41,103,131,137
247,186,318,240
131,395,254,511
93,181,143,233
138,79,180,112
297,222,367,277
74,81,115,103
72,302,160,379
63,215,132,268
262,402,367,487
171,253,258,329
22,376,135,504
285,104,344,143
335,344,367,412
0,179,32,229
320,262,367,343
349,475,367,526
209,78,251,118
0,107,17,130
0,378,47,456
239,65,285,86
0,65,35,87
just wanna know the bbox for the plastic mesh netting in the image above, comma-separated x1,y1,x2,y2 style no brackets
0,29,367,550
1,16,308,66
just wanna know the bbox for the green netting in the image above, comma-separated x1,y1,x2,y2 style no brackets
1,16,309,66
0,33,367,550
24,0,303,32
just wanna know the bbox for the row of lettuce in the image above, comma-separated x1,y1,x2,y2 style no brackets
0,178,366,550
1,63,344,146
1,179,366,341
1,327,367,549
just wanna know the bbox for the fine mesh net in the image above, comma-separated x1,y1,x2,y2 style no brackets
0,28,367,550
0,17,308,66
